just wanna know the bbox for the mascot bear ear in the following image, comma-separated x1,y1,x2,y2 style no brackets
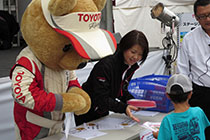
92,0,107,11
48,0,77,16
41,0,117,60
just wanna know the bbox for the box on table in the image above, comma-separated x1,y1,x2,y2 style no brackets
128,74,174,113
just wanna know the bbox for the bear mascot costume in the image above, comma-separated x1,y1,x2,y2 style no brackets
10,0,117,139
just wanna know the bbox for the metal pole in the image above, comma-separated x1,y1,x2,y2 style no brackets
8,0,11,14
15,0,20,47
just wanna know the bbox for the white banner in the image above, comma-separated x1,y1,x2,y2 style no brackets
177,13,199,47
113,0,194,48
116,0,195,7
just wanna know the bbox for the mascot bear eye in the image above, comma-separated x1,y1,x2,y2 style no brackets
63,44,72,52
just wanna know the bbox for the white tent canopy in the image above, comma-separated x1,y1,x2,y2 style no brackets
113,0,195,48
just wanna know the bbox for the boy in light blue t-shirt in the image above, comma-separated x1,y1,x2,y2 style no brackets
153,74,210,140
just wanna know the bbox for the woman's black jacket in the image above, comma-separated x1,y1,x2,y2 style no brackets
75,50,139,125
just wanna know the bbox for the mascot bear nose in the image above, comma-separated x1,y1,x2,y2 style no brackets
63,44,72,52
77,58,100,69
77,61,87,69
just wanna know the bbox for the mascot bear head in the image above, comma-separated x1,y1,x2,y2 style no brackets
21,0,116,70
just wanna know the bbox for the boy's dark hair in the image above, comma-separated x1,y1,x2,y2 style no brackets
119,30,149,64
194,0,210,15
168,85,191,103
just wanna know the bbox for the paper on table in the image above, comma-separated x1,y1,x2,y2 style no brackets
141,121,161,132
132,110,159,117
85,123,123,130
85,117,137,130
139,129,157,140
67,127,107,140
64,112,76,139
96,117,124,130
120,119,137,127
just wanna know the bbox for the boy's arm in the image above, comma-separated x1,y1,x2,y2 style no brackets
152,131,159,139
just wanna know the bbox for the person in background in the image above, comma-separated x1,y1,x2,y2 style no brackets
0,10,19,50
153,74,210,140
177,0,210,120
75,30,149,125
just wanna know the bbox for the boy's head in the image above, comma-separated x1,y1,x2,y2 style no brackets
166,74,192,103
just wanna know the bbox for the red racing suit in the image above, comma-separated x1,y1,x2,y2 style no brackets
10,47,81,140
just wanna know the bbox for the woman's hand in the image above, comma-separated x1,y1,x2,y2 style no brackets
126,105,140,122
